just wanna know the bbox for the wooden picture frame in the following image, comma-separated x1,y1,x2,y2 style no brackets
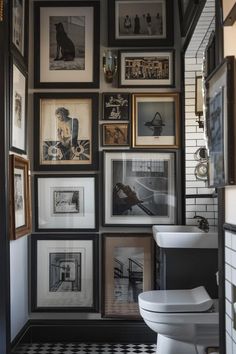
9,154,31,240
10,57,28,154
102,123,129,147
102,92,130,121
118,50,174,88
103,150,177,226
108,0,173,47
102,233,154,318
11,0,29,64
31,234,99,312
34,174,98,232
34,1,100,88
132,93,180,148
34,92,98,171
205,56,236,187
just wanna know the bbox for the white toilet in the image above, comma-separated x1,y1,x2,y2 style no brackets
138,286,219,354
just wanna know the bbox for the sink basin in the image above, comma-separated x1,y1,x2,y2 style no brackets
152,225,218,249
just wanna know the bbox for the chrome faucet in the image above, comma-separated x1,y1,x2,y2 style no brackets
194,215,209,233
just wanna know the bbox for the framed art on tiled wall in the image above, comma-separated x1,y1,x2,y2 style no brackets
108,0,173,47
34,1,100,88
102,233,154,318
103,150,177,226
31,234,99,312
34,174,98,232
34,92,98,171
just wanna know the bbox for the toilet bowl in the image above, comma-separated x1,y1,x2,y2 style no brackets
138,286,219,354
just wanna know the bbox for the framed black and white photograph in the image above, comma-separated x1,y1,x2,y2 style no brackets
102,123,129,147
10,58,28,154
34,1,100,88
103,93,130,120
205,56,236,187
102,233,153,318
31,234,99,312
118,50,174,88
11,0,29,62
34,92,98,171
103,150,177,226
108,0,173,47
35,174,98,232
132,93,180,148
9,154,31,240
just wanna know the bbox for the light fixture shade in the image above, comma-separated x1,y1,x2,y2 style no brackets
195,76,203,116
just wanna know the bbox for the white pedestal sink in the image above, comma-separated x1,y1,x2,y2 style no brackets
152,225,218,248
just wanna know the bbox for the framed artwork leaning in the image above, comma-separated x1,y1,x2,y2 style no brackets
34,1,100,88
9,154,31,240
34,174,98,232
34,92,98,171
103,150,178,226
205,56,236,187
102,233,154,318
31,234,99,312
118,50,174,88
108,0,173,47
132,93,180,148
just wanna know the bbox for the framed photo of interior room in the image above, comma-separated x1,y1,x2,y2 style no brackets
102,233,154,318
108,0,173,47
11,0,29,63
9,154,31,240
34,92,98,171
132,93,180,148
103,150,178,227
34,174,98,232
10,57,28,154
118,50,174,88
205,55,236,188
31,234,99,312
34,1,100,88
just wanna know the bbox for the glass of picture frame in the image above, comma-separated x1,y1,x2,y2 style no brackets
102,233,154,318
34,1,100,88
31,234,99,312
103,150,177,226
34,174,98,232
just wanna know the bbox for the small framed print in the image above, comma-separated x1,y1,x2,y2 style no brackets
34,92,98,171
102,233,153,318
118,50,174,88
11,0,29,62
35,174,98,232
9,154,31,240
103,150,177,226
10,58,28,154
102,123,129,147
132,93,180,148
108,0,173,47
34,1,100,88
103,93,130,120
31,234,99,312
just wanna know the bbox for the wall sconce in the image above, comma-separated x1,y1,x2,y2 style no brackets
195,76,204,129
103,50,117,83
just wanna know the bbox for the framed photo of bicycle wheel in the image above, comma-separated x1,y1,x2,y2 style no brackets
34,92,98,171
103,150,177,226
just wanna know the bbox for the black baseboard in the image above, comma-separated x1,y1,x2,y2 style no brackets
11,320,156,346
11,321,31,349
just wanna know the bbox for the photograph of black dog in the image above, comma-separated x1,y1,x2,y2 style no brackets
54,22,75,61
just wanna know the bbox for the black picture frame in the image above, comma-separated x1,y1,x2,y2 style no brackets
34,1,100,88
108,0,173,47
31,233,99,312
10,56,28,154
102,92,130,120
34,174,99,232
178,0,200,37
10,0,29,65
34,92,99,171
205,56,236,188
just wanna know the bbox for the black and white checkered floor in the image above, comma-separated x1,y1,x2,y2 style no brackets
12,342,157,354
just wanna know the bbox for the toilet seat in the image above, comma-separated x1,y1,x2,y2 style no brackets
139,286,214,313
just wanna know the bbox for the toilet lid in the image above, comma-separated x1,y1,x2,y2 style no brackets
138,286,214,312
